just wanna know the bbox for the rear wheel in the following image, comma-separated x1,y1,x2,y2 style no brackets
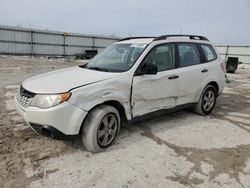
82,105,120,152
193,85,217,115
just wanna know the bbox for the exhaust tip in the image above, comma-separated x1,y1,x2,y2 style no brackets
41,128,54,138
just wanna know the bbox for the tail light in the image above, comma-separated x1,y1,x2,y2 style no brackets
220,61,226,74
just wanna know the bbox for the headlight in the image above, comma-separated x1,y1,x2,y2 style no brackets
30,92,71,109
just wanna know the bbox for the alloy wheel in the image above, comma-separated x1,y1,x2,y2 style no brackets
202,90,215,111
97,113,118,147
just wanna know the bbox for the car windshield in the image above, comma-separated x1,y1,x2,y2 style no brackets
85,43,147,72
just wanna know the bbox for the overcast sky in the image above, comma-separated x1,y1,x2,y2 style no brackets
0,0,249,44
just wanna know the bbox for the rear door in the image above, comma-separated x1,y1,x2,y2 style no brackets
175,43,207,105
131,43,179,117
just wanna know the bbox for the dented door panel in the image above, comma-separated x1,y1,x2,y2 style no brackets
132,70,179,117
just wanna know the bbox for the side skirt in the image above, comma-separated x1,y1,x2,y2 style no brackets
127,103,196,125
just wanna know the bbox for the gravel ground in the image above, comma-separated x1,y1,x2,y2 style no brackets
0,56,250,188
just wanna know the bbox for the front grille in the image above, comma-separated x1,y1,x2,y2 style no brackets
17,86,36,108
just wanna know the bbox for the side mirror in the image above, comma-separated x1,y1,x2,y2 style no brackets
139,63,158,75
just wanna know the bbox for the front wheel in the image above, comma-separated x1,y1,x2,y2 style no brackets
193,85,217,115
82,105,120,152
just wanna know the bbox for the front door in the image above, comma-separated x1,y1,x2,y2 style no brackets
131,43,179,117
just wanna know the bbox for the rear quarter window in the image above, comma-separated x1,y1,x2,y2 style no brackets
201,44,217,62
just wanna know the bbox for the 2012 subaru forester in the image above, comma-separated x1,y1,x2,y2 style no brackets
15,35,226,152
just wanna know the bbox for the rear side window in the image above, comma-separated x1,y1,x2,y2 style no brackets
201,44,217,61
178,43,201,67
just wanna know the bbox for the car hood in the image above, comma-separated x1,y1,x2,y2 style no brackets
22,66,120,94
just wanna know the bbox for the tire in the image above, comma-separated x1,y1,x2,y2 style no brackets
193,85,217,115
82,105,121,152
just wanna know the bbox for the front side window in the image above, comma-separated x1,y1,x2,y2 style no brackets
201,44,217,61
178,43,201,67
141,44,175,72
86,43,147,72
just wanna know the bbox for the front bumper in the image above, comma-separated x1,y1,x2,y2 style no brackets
14,95,87,136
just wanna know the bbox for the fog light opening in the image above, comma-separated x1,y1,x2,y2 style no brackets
41,128,54,138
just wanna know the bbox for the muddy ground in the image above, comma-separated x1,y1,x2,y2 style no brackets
0,56,250,188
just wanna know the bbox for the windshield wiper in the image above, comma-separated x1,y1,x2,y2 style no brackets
87,66,109,72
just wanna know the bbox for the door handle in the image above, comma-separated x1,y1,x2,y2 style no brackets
201,69,208,73
168,75,179,80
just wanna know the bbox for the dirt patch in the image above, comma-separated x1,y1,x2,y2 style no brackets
214,93,250,134
0,56,85,188
139,124,250,187
28,168,59,182
166,173,204,188
0,115,77,188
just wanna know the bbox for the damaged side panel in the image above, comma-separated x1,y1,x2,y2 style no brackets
68,74,133,121
131,71,179,117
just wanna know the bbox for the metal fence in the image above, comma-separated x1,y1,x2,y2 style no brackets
1,25,250,63
0,25,118,56
215,45,250,64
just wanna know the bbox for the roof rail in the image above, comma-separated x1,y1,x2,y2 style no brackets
153,35,209,41
118,36,156,42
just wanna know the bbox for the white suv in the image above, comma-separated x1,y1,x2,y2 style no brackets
15,35,226,152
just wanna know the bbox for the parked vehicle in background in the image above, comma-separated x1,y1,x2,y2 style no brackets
15,35,226,152
226,57,239,73
75,49,98,60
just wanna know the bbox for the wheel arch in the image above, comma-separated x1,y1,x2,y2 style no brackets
194,80,219,103
206,81,219,95
102,100,128,125
79,100,128,134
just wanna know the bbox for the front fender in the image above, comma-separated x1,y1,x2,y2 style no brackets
68,77,132,120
